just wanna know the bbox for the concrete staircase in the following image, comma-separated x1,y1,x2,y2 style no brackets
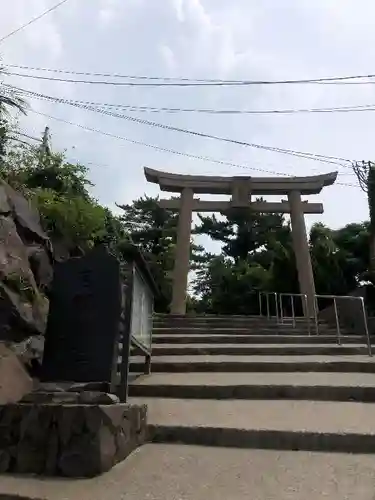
129,314,375,454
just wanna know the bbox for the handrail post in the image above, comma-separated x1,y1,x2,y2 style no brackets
304,294,311,336
360,297,373,357
266,293,270,319
279,294,283,324
314,295,319,335
333,297,341,346
259,292,262,317
273,292,278,322
291,295,296,328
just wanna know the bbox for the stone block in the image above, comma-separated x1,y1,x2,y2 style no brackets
21,391,120,405
0,403,147,478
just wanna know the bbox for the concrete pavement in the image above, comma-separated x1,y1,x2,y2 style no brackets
1,445,375,500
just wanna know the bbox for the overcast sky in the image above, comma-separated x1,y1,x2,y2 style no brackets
0,0,374,236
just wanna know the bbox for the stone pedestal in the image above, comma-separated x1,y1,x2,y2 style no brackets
0,403,147,478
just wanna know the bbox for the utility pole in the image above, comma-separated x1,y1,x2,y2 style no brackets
41,126,51,156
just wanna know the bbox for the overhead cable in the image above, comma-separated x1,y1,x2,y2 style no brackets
6,84,351,168
26,109,358,188
6,89,375,115
4,63,375,86
0,0,70,43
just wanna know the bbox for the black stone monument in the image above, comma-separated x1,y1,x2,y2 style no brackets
41,246,126,388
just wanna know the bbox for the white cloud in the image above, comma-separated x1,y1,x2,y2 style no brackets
171,0,185,22
0,0,373,232
158,44,176,71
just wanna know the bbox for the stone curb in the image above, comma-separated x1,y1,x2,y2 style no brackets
148,425,375,454
151,345,368,356
152,335,367,345
152,328,351,336
129,383,375,402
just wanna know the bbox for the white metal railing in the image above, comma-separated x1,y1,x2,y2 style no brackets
259,292,278,320
314,294,372,356
257,292,372,356
278,293,310,335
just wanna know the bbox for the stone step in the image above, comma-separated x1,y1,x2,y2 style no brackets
151,344,368,356
154,314,283,319
154,314,309,320
130,397,375,453
152,327,341,336
153,323,298,330
129,372,375,402
152,334,368,345
130,354,375,373
2,444,374,499
154,320,313,328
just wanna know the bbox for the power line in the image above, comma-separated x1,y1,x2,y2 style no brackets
0,0,70,44
12,93,375,115
6,84,352,168
4,63,375,86
12,128,357,177
27,109,358,188
4,82,375,115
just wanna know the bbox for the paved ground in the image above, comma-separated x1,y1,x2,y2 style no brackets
132,372,375,386
130,398,375,434
2,445,375,500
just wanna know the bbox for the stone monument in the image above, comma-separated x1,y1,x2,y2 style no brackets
0,246,147,478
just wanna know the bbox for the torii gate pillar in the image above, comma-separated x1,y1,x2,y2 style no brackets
288,190,316,317
171,188,194,315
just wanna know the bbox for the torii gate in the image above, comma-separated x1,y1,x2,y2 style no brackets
144,167,337,316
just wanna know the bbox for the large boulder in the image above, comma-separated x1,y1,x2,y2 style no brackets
0,181,53,352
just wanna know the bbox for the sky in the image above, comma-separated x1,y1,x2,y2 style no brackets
0,0,374,241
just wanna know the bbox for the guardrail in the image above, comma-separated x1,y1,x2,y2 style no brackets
314,294,372,356
259,292,278,320
117,244,159,401
278,293,310,334
258,291,372,356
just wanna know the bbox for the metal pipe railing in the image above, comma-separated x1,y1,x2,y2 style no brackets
278,293,309,334
259,292,278,320
360,297,373,357
258,291,372,356
314,294,372,356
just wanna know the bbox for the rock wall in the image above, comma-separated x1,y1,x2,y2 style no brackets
0,403,147,477
0,181,53,374
0,345,33,405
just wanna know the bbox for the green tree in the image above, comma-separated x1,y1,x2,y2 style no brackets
194,255,271,314
0,67,26,162
194,202,286,263
0,69,26,114
353,161,375,279
1,141,112,253
118,196,205,312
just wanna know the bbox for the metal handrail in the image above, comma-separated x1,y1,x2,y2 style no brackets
118,258,155,401
258,291,372,356
314,294,372,356
259,292,278,320
278,293,310,335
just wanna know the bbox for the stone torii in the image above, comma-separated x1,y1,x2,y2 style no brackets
144,167,338,316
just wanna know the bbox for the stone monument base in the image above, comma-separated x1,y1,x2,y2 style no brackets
0,403,147,478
